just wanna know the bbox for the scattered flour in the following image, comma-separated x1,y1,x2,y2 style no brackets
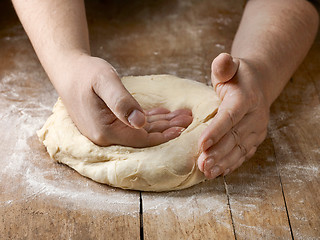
0,31,227,217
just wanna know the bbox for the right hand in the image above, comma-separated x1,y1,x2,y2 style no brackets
197,53,269,179
54,54,192,147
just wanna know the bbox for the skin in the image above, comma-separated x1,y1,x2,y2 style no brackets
12,0,193,147
12,0,319,178
198,0,319,178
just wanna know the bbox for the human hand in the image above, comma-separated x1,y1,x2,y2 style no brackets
197,53,270,179
55,54,192,147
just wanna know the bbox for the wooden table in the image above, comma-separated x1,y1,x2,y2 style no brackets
1,0,319,239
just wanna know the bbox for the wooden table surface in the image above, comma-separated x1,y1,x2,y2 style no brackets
1,0,319,239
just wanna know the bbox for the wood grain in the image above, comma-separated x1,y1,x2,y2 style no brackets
1,0,320,239
0,3,140,238
87,0,245,84
1,199,139,240
269,39,320,239
225,138,292,239
136,1,246,239
142,179,235,240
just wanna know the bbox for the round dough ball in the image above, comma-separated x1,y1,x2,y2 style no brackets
38,75,220,192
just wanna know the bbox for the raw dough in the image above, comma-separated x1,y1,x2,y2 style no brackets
38,75,220,192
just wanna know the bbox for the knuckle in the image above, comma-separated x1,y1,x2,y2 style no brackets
210,135,220,146
226,109,237,126
223,108,241,127
143,123,152,132
91,69,111,92
231,127,241,144
204,130,219,145
237,143,248,156
208,149,220,160
113,95,133,117
90,129,110,146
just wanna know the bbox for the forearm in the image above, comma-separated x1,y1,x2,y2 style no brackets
231,0,319,106
12,0,90,89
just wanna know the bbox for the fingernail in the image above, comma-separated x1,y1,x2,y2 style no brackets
201,139,213,152
128,110,146,129
197,152,207,171
223,168,230,176
210,166,221,179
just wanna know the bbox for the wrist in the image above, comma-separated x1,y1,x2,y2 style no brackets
238,57,276,108
44,50,91,88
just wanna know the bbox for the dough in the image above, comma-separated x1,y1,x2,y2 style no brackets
38,75,220,192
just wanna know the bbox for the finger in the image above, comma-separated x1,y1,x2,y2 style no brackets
198,129,264,174
211,53,239,86
224,156,246,176
92,63,146,129
198,99,248,152
163,127,185,141
144,115,193,133
143,127,185,147
198,131,237,172
223,145,258,176
144,120,170,133
245,146,257,160
204,132,261,179
170,114,193,128
198,130,246,173
198,113,266,170
98,117,186,147
145,107,170,116
147,109,192,123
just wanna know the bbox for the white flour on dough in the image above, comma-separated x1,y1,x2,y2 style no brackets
37,75,220,191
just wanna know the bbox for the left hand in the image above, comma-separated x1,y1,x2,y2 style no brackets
197,53,270,179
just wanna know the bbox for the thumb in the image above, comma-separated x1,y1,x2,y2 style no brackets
211,53,239,87
93,65,146,129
